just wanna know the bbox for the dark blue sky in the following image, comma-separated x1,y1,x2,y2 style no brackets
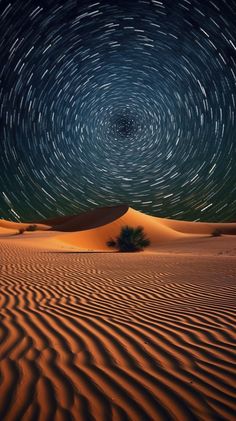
0,0,236,221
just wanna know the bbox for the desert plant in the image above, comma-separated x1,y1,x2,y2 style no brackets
212,229,222,237
26,224,37,232
107,239,116,248
107,225,150,252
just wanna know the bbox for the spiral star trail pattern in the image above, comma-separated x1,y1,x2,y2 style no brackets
0,0,236,221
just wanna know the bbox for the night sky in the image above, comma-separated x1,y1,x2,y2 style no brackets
0,0,236,222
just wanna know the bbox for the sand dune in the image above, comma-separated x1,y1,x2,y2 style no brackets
51,206,236,251
158,216,236,235
55,207,188,251
41,205,129,232
0,235,236,420
1,206,236,420
0,219,50,232
0,226,16,235
2,205,236,252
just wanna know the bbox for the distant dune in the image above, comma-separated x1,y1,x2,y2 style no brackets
158,215,236,235
0,219,49,232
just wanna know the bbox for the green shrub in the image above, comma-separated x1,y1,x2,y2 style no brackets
107,225,150,252
26,224,37,232
212,229,222,237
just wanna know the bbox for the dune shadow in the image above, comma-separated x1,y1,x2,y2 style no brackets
35,205,129,232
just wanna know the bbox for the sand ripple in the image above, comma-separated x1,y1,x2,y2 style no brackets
0,239,236,420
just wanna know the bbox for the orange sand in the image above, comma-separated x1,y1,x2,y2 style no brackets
0,206,236,420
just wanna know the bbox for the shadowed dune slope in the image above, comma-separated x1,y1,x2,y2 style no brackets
41,204,129,231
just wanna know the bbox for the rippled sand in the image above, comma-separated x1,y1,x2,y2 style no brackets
1,235,236,421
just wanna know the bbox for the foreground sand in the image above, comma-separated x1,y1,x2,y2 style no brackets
0,232,236,421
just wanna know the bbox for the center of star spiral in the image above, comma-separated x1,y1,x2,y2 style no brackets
114,115,135,138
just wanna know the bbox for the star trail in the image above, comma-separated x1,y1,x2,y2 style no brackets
0,0,236,221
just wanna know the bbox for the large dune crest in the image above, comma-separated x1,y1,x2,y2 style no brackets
54,206,186,251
